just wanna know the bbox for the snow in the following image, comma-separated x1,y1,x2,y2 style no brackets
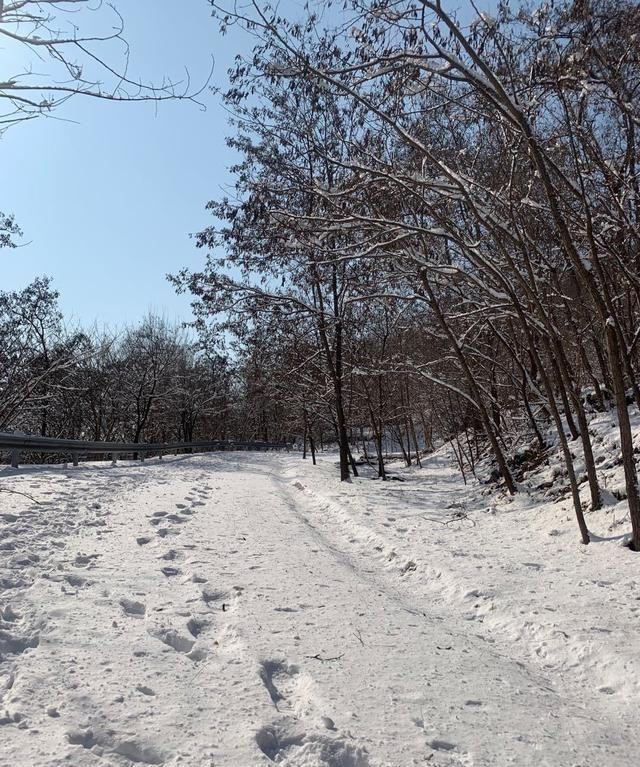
0,446,638,766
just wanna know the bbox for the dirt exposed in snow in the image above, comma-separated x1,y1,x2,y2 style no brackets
0,450,637,766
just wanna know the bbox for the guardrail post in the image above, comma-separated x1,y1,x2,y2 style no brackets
111,452,118,466
158,451,163,460
72,453,79,467
140,453,145,462
11,450,19,468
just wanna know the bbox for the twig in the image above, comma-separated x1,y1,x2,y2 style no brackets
418,511,476,527
0,487,41,504
444,511,476,528
304,653,344,662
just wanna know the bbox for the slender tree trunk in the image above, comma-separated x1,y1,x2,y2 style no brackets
593,333,613,396
309,430,317,465
420,272,516,494
409,414,422,468
335,386,351,480
450,437,467,485
420,411,433,451
375,429,386,479
302,409,308,459
360,425,372,466
579,339,605,411
607,320,640,550
547,338,602,509
549,353,580,441
348,444,359,477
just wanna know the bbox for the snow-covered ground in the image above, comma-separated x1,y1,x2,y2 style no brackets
0,448,637,766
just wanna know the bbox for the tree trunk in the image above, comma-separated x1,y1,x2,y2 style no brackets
302,409,308,459
409,414,422,468
309,430,317,465
419,272,516,494
607,320,640,550
348,444,359,477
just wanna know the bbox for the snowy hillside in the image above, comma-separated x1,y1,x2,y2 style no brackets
1,445,638,766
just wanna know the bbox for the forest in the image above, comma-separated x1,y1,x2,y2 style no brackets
3,0,640,552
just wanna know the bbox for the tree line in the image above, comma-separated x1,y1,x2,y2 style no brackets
0,278,237,445
170,0,640,549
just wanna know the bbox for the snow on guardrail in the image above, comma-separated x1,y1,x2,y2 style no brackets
0,432,289,468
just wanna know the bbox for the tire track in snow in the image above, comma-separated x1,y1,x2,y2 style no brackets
237,455,632,767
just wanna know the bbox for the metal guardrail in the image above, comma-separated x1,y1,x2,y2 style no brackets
0,432,288,468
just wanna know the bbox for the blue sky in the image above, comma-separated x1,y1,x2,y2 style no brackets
1,1,474,330
1,1,255,329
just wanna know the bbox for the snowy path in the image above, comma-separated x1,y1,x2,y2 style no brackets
0,452,636,766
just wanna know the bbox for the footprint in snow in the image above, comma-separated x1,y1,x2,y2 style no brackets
159,549,181,561
1,605,19,622
429,738,457,752
120,598,146,617
202,587,228,606
66,729,165,764
186,617,209,638
255,720,369,766
259,659,300,710
400,560,417,575
74,553,99,567
148,627,205,662
65,574,90,588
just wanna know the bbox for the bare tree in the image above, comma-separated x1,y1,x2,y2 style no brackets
0,0,209,132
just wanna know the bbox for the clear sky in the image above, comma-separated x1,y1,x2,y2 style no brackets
1,1,258,329
1,1,474,330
